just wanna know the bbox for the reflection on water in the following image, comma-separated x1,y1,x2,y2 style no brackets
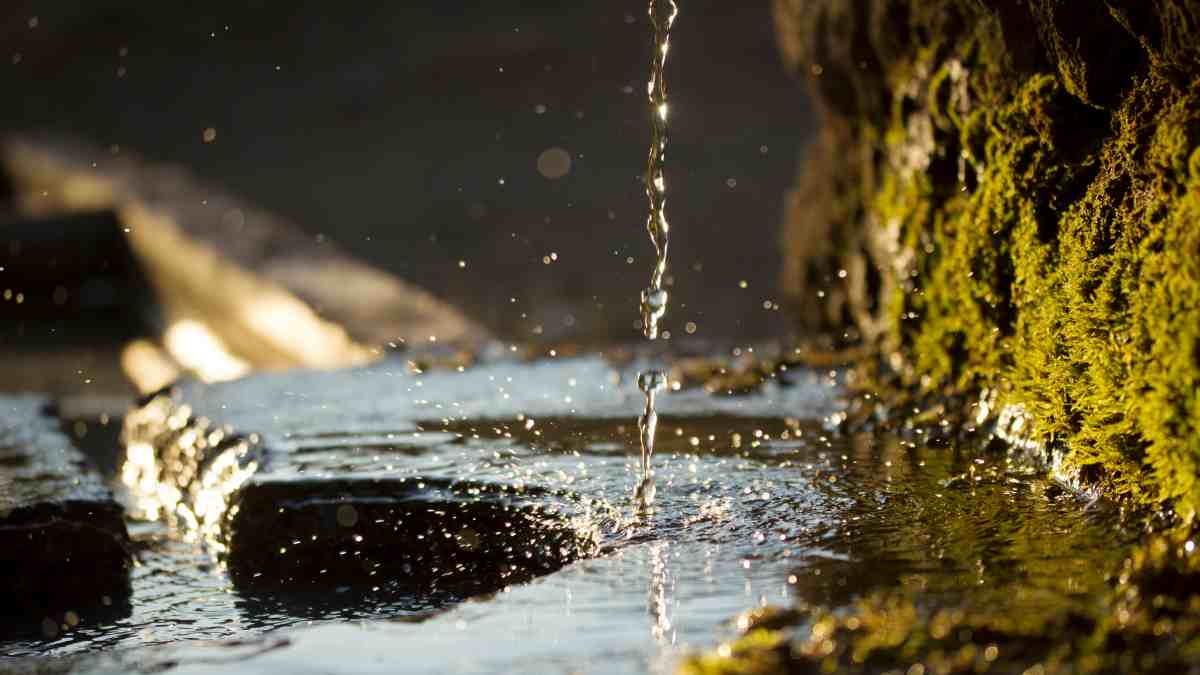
648,542,674,646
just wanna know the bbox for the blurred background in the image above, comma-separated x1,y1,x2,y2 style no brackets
0,0,814,394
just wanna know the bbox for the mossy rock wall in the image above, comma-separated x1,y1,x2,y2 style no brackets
774,0,1200,520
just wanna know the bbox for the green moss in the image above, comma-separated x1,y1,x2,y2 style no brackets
678,628,791,675
681,533,1200,675
777,0,1200,522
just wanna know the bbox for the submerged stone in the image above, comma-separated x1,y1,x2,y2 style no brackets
0,396,131,617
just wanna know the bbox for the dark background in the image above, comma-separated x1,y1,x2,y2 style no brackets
1,0,814,344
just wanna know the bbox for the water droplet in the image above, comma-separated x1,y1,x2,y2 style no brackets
638,370,668,394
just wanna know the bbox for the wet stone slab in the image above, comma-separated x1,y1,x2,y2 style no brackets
0,396,131,624
2,358,1138,674
119,356,833,599
224,476,588,594
123,396,593,595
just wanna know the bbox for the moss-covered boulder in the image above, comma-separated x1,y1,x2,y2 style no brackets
775,0,1200,521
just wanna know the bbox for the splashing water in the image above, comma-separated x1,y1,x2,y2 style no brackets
634,0,679,508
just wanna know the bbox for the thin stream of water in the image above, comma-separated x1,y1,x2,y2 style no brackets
635,0,679,508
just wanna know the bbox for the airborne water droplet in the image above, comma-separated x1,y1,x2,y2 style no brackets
638,370,668,394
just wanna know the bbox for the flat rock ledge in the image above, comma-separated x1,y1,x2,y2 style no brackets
0,397,131,618
121,385,598,596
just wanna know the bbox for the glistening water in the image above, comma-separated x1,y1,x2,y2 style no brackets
0,354,1130,674
633,0,681,509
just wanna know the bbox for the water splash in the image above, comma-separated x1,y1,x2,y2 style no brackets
634,0,679,509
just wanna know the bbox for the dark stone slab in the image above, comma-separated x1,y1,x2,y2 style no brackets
225,477,586,594
0,396,131,615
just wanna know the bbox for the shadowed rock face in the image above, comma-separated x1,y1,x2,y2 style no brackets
0,396,131,618
774,0,1200,520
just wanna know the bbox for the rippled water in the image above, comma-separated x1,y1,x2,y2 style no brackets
0,355,1129,673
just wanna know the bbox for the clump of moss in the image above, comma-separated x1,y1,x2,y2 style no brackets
774,0,1200,521
682,533,1200,675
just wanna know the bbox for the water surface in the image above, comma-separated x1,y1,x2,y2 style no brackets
0,355,1128,674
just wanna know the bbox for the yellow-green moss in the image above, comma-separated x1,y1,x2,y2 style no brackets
777,0,1200,522
678,628,791,675
681,533,1200,675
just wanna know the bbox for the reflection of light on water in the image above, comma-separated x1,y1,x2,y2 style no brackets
649,542,674,646
164,319,250,383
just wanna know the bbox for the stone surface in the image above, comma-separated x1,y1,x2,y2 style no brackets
774,0,1200,520
0,396,131,617
119,355,835,596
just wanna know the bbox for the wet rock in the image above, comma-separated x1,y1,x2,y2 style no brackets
118,360,623,595
119,356,834,596
774,0,1200,520
1,136,488,378
0,396,131,616
224,477,586,593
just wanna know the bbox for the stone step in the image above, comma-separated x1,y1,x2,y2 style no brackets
0,396,132,619
118,360,616,596
117,354,833,597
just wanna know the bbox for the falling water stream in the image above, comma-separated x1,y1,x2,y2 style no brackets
634,0,679,509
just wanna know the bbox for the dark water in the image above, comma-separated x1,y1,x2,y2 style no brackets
0,356,1129,673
